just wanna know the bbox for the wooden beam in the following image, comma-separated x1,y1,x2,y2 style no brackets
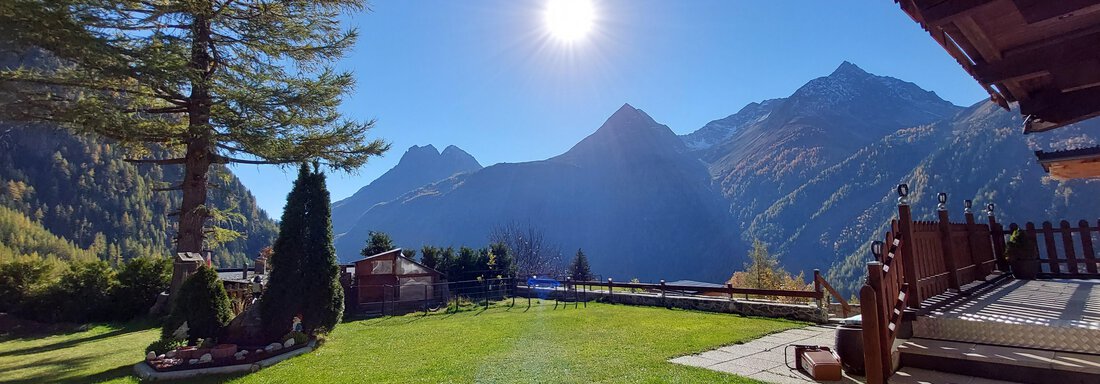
919,0,997,25
972,30,1100,84
1021,87,1100,132
954,16,1001,62
1012,0,1100,25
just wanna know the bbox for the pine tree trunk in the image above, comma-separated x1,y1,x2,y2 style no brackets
178,137,211,254
178,11,214,255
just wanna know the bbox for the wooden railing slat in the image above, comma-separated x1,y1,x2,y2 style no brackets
1061,220,1080,274
1082,220,1099,274
1041,221,1060,274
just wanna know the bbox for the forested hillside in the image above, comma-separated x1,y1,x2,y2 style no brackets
0,205,92,263
0,125,277,267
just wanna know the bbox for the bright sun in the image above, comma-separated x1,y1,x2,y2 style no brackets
544,0,595,42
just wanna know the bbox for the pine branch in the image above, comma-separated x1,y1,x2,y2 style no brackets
153,184,183,192
124,157,187,165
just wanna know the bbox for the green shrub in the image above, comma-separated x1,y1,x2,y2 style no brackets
146,337,185,355
0,258,57,312
54,260,117,322
113,256,171,320
163,266,233,344
1005,229,1039,261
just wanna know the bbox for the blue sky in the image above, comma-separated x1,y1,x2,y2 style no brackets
231,0,989,218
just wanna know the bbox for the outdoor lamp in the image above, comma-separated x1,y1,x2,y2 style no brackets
937,192,947,211
871,240,884,259
986,203,996,217
964,199,973,214
896,183,909,205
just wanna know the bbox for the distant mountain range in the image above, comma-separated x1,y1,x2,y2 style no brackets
331,62,1100,293
331,144,481,235
332,104,741,281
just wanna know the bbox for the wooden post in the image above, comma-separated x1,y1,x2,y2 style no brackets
938,206,962,291
727,283,734,301
424,284,429,315
861,273,885,384
660,279,667,308
988,207,1009,272
964,207,985,280
607,278,613,301
813,269,823,308
897,199,920,308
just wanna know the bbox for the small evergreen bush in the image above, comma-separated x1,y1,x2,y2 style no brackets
163,266,233,344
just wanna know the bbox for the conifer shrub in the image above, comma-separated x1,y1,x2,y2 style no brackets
162,266,233,344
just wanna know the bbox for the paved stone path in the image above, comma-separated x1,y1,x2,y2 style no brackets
670,325,1023,384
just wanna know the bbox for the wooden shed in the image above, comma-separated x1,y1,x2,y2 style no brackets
353,249,445,308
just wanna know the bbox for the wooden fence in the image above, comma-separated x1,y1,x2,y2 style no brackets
1000,220,1100,277
571,277,824,301
862,189,1001,384
895,200,1000,309
861,229,909,384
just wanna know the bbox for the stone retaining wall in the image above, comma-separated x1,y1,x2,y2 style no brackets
517,287,828,323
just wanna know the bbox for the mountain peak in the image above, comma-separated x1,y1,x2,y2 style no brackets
605,103,657,128
404,144,440,157
440,145,482,168
829,61,870,78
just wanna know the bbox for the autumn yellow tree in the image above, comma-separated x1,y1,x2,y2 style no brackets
728,240,812,303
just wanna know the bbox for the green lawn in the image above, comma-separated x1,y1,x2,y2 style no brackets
0,303,801,383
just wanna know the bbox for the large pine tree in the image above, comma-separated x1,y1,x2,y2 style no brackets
261,164,343,338
0,0,388,256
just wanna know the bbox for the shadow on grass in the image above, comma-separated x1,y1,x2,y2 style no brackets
0,321,156,358
0,351,139,384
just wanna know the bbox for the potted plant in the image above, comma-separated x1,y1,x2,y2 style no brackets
1005,229,1040,279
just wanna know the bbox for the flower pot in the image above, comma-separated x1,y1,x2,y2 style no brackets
1012,259,1040,279
835,323,864,375
212,344,238,360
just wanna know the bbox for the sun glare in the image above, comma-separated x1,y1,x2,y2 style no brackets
544,0,595,42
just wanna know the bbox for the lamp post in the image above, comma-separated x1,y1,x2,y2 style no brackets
964,199,973,214
871,240,884,261
937,192,948,211
896,184,910,205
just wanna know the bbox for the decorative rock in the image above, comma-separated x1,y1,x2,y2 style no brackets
165,350,176,358
188,358,198,365
199,353,212,363
264,345,275,352
147,351,157,360
283,338,295,348
255,349,263,354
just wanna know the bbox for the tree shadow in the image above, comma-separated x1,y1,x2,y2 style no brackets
0,327,136,358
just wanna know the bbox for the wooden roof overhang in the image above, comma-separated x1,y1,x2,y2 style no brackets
895,0,1100,133
1036,146,1100,180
